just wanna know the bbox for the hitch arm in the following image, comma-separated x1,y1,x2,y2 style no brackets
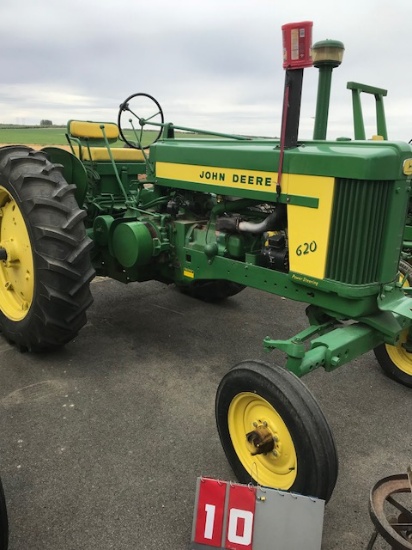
264,322,383,377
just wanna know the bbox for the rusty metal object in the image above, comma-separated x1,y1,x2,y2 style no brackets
368,472,412,549
246,424,275,456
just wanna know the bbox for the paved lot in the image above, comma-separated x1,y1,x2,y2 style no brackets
0,278,411,549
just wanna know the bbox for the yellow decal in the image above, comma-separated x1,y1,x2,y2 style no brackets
183,268,195,279
157,161,334,281
403,158,412,176
156,162,278,192
284,174,335,280
291,273,319,287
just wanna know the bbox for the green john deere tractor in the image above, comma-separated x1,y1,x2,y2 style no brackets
0,27,411,503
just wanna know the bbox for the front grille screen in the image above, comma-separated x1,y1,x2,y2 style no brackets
326,178,390,284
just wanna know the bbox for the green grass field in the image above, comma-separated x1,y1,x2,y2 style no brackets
0,126,212,146
0,127,69,145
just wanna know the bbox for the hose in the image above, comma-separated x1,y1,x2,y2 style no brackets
238,208,286,234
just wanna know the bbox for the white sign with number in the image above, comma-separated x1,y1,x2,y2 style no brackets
190,477,325,550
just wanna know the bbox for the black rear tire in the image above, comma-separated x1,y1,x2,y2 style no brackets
0,477,8,550
0,146,94,351
216,360,338,502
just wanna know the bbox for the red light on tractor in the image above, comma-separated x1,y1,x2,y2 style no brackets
282,21,313,69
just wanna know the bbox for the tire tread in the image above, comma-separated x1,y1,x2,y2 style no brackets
0,146,94,351
216,359,338,502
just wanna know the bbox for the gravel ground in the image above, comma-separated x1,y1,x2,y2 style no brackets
0,279,411,550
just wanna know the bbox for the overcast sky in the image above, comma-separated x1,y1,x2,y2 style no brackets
1,0,411,142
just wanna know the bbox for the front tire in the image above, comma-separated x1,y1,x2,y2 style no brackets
0,146,94,351
374,334,412,388
216,360,338,502
373,260,412,387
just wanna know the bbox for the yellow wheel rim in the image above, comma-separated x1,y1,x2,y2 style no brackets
386,330,412,376
228,392,297,489
386,267,412,375
0,186,34,321
399,269,410,288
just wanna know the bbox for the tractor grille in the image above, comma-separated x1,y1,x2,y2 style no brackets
326,178,390,284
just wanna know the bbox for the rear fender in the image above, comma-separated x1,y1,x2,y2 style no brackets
42,146,88,207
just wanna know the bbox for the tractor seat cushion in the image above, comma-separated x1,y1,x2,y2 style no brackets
68,120,120,141
67,120,146,162
80,147,146,162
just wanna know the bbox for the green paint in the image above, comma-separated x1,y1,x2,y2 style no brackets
34,62,412,382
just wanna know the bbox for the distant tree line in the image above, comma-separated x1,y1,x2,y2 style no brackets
0,123,65,129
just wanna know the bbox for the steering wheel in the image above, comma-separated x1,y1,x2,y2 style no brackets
118,93,164,149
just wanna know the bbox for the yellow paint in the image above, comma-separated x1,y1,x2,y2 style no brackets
157,162,335,280
156,162,278,193
67,119,145,162
68,120,119,140
183,268,195,279
283,173,335,280
403,158,412,176
228,392,297,490
386,330,412,376
74,146,145,162
0,186,34,321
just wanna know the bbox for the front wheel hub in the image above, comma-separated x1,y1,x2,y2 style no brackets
402,335,412,354
227,391,298,490
246,424,276,455
0,240,17,266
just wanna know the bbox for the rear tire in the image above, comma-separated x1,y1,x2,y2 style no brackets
216,360,338,502
0,478,8,550
0,146,94,351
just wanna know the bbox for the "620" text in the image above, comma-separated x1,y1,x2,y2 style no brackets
295,241,317,256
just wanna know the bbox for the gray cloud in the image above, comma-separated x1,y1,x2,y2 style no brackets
1,0,411,141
